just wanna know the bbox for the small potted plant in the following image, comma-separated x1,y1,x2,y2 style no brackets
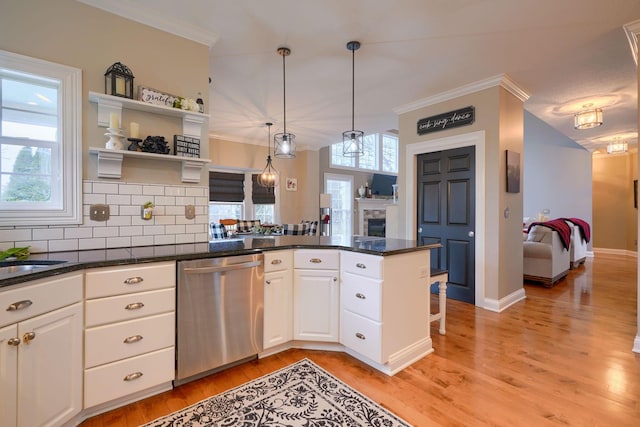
142,201,154,220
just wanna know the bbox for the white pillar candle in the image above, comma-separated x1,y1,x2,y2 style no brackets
109,112,119,129
130,122,139,138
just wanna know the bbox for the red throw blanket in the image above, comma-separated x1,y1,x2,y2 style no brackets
527,219,571,250
562,217,591,243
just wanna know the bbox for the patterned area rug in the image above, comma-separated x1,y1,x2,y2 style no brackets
142,358,412,427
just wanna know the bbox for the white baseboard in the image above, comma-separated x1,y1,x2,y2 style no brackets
633,335,640,353
483,287,527,313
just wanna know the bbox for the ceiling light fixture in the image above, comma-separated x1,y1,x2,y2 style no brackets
343,41,364,157
574,107,603,130
257,122,280,188
606,138,628,154
274,47,296,159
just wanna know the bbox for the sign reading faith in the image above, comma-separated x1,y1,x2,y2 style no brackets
417,106,475,135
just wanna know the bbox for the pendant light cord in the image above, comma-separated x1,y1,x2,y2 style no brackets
282,52,287,135
351,45,355,131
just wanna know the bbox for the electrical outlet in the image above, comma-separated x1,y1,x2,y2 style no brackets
185,204,196,220
90,204,110,221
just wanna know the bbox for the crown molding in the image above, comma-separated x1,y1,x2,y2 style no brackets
393,74,530,115
77,0,219,47
623,19,640,66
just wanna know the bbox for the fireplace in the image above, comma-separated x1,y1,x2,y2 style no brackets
367,218,386,237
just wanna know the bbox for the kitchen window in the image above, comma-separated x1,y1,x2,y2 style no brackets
330,133,398,174
0,50,82,225
208,171,277,225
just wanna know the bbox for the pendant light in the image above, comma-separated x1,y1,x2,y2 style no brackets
274,47,296,158
257,122,280,188
343,41,364,157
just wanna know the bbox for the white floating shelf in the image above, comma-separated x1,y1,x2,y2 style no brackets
89,148,210,183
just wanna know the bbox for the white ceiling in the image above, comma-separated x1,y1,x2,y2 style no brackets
80,0,640,153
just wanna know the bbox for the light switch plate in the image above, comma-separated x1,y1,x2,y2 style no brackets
185,204,196,220
90,204,110,221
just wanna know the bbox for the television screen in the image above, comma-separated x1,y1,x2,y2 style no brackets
370,174,397,196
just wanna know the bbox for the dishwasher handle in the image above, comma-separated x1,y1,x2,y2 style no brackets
183,260,262,274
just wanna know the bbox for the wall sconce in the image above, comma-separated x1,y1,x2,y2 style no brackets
606,139,628,154
105,62,134,99
574,108,603,130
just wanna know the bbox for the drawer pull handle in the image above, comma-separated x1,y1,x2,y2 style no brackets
125,302,145,310
355,293,366,299
271,259,282,265
6,300,33,311
355,332,366,340
123,335,143,344
309,258,322,263
124,276,144,285
356,263,367,269
7,337,20,346
123,372,143,382
22,332,36,344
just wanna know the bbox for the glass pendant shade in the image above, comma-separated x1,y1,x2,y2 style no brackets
274,47,296,158
606,140,628,154
574,108,603,130
343,130,364,157
257,122,280,188
343,40,363,157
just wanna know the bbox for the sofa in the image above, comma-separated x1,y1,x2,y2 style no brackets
523,225,570,286
567,223,587,268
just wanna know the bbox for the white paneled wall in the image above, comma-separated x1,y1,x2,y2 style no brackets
0,180,209,253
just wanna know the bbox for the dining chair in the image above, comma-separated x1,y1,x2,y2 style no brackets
219,219,238,235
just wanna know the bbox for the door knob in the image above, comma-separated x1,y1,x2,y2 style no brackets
468,231,475,237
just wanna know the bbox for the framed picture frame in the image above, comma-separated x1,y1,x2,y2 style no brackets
286,178,298,191
506,150,520,193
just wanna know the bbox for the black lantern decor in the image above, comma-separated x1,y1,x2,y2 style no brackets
104,62,134,99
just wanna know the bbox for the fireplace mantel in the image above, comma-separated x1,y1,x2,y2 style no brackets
355,198,397,236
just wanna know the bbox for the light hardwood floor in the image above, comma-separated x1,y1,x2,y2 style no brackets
81,254,639,426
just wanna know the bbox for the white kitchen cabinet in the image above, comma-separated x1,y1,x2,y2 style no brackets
340,250,432,374
0,273,83,427
83,261,175,409
263,250,293,349
293,250,340,342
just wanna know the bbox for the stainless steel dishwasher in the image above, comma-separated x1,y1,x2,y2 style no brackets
175,254,264,386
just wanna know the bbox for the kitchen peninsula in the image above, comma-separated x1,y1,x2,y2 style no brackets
1,236,440,426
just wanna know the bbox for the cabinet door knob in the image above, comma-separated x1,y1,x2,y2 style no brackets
309,258,322,263
356,263,367,269
271,259,282,265
124,276,144,285
355,293,366,299
6,300,33,311
125,302,145,310
355,332,366,340
123,372,143,382
265,280,271,285
123,335,143,344
7,337,20,346
333,277,337,282
22,332,36,344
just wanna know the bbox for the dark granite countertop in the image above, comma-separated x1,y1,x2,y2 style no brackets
0,235,440,288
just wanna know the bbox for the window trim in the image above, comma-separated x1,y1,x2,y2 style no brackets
0,50,82,225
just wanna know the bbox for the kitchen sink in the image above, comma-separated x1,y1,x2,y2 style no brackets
0,260,67,276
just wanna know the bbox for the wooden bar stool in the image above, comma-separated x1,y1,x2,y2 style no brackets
219,219,238,237
429,269,448,335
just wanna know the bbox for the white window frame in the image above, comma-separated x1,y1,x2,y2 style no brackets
0,50,82,225
330,132,398,174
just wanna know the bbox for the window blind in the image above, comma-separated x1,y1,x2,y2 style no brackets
251,174,275,204
209,171,245,202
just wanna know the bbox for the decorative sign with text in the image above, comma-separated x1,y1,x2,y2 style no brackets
417,106,475,135
174,135,200,158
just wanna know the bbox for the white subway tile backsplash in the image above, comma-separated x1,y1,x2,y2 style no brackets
49,239,79,252
33,228,64,240
4,180,210,253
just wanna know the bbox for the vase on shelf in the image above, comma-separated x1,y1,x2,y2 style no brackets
105,127,124,150
358,185,365,198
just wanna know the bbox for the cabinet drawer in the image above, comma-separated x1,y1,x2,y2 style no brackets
0,273,82,328
341,310,382,363
85,312,174,368
84,347,174,409
264,250,293,273
294,250,339,270
341,252,383,279
341,273,382,322
85,261,175,298
85,288,175,327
